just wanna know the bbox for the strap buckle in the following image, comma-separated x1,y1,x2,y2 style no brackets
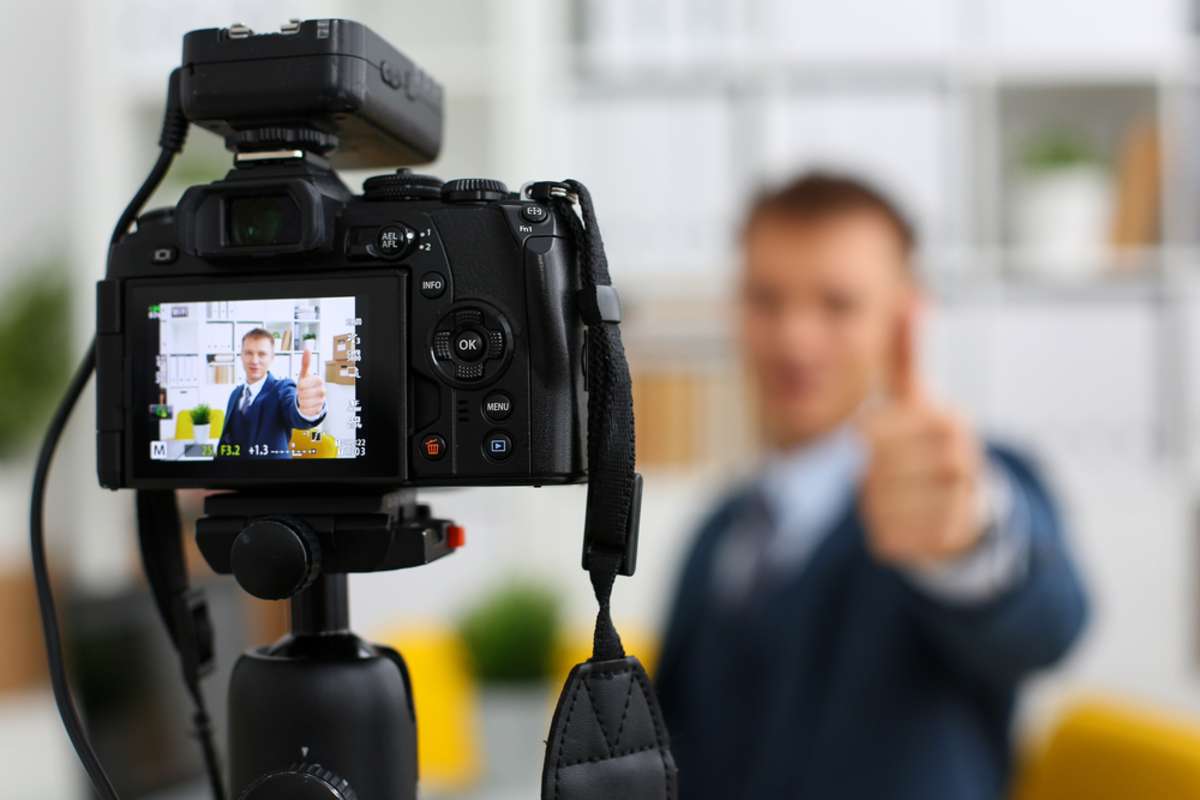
581,473,643,577
523,180,579,205
172,589,216,678
576,284,623,325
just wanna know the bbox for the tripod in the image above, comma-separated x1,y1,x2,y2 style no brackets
195,489,461,800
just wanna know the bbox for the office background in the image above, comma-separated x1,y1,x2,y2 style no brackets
2,0,1200,797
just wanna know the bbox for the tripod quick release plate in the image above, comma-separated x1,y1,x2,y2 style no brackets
196,490,461,599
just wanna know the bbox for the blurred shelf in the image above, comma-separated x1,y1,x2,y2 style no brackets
571,47,1195,93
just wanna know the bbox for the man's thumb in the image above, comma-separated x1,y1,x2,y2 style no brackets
300,347,312,379
885,303,923,404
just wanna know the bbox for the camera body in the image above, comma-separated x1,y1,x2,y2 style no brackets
97,157,588,489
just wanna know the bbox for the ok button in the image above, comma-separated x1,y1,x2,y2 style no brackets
454,330,485,361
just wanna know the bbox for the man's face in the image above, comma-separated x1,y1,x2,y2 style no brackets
241,335,274,383
739,211,915,448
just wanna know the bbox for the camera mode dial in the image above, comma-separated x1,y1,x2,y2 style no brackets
442,178,509,203
362,168,444,201
239,762,357,800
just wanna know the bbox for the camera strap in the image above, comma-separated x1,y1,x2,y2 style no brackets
135,490,223,790
536,180,678,799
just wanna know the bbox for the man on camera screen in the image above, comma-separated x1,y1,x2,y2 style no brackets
216,328,327,460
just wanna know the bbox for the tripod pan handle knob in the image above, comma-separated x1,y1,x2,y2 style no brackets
230,518,321,600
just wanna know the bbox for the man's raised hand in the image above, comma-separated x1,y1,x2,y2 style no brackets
858,306,985,567
297,348,327,419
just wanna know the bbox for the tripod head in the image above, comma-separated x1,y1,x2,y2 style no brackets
195,489,462,602
191,490,459,800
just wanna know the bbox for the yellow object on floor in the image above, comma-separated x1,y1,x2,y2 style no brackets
289,428,338,459
1013,698,1200,800
551,625,660,687
376,626,481,793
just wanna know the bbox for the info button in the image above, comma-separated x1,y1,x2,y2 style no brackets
419,271,446,299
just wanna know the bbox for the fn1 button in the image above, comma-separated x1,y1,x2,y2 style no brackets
521,204,549,224
420,271,446,299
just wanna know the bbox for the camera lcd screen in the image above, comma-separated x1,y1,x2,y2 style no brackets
148,295,360,461
126,274,405,484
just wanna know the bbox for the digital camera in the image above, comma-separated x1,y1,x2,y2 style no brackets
96,19,587,490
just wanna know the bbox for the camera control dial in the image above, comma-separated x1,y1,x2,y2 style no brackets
442,178,509,203
429,305,512,386
362,168,444,201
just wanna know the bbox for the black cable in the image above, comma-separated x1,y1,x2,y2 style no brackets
110,66,187,245
31,65,227,800
110,149,175,244
29,341,117,800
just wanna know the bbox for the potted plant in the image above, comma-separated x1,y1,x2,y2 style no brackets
1012,130,1112,280
302,332,318,352
190,404,212,443
459,580,561,791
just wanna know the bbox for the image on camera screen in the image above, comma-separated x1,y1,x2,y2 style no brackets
146,296,363,462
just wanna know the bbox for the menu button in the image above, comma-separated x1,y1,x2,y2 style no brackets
483,393,513,421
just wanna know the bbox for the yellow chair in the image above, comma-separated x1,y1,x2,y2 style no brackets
375,626,481,793
1013,698,1200,800
173,408,225,441
289,428,339,459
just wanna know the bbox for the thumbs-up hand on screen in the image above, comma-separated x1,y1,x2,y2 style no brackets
858,304,985,568
296,347,327,419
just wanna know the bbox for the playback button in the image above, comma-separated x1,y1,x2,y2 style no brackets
483,431,513,461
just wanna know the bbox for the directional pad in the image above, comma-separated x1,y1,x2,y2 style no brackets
433,331,453,360
487,330,504,358
456,362,485,380
429,304,512,386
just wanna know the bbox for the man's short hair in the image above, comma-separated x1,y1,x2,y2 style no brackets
241,327,275,349
741,171,916,260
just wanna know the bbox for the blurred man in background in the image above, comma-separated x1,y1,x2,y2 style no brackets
656,173,1088,800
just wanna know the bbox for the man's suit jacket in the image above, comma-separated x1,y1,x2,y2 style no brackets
216,373,323,460
656,445,1088,800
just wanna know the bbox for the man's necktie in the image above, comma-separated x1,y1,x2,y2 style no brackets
239,385,251,414
717,488,779,607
